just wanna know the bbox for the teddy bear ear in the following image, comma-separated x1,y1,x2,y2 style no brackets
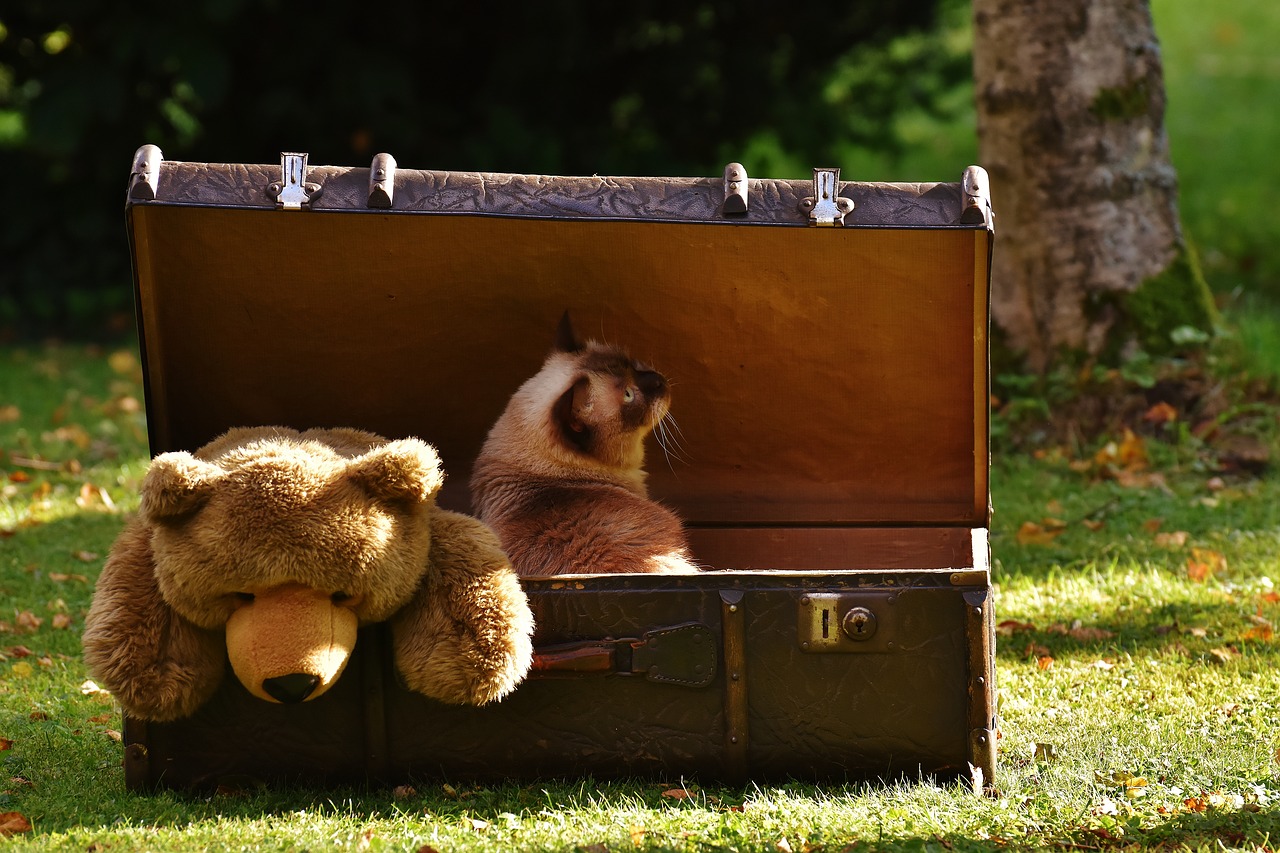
347,439,444,505
140,452,224,522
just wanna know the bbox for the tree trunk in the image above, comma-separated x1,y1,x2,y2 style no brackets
973,0,1213,371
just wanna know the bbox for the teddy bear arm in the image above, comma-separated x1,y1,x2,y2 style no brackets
391,511,534,706
83,521,227,721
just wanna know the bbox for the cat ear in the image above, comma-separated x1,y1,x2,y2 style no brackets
554,310,585,354
553,377,593,452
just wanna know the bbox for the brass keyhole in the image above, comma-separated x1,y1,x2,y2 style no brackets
841,607,877,641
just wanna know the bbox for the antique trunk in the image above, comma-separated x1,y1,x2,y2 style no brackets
120,147,997,789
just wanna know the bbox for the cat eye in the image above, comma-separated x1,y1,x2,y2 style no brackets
623,388,636,403
233,592,255,603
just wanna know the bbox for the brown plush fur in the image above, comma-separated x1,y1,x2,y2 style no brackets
470,314,698,576
82,426,534,721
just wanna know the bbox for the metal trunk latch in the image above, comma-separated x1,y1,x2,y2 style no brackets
267,152,321,209
799,167,853,226
798,592,894,653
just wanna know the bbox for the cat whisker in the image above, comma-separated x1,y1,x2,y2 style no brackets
654,414,689,470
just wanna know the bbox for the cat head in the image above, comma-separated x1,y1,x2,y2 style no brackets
547,312,670,469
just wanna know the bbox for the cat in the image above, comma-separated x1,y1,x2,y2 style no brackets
469,312,697,576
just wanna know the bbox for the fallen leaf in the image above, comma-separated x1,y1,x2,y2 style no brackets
441,783,459,799
629,827,647,845
1115,469,1169,491
1081,519,1106,532
0,738,12,751
76,483,116,511
392,785,416,799
996,619,1035,636
1143,518,1164,534
29,711,49,721
968,762,985,797
8,471,30,484
1242,625,1274,642
1024,642,1052,658
47,572,89,584
1037,655,1054,671
1017,519,1067,546
1095,429,1149,471
1091,660,1115,670
72,550,100,563
80,680,106,695
1263,592,1280,604
776,838,794,853
108,350,138,376
105,730,122,742
1143,402,1178,424
1206,476,1226,491
0,406,20,423
1070,625,1115,643
51,614,71,630
15,612,42,632
466,818,490,831
88,713,112,724
9,663,32,679
8,646,32,658
0,812,32,836
662,788,692,800
1033,743,1057,761
1187,548,1228,582
1155,531,1189,549
1207,647,1238,665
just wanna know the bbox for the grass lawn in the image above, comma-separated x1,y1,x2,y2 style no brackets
3,340,1280,852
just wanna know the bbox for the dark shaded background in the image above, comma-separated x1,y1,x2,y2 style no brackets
0,1,967,338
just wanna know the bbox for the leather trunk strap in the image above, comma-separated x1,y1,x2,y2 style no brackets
529,622,716,688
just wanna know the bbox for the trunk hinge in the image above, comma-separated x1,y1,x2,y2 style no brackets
266,152,321,210
799,167,853,226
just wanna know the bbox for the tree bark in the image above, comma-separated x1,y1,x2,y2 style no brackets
973,0,1210,371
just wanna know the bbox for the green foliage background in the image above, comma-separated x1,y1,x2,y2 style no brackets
0,1,972,337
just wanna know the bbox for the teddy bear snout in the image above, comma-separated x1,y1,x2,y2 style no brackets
262,672,322,704
225,582,359,705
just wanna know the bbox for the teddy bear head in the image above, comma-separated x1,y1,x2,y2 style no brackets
142,428,443,704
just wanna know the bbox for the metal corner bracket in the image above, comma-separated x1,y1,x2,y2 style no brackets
128,144,163,202
722,162,749,215
960,165,994,229
368,153,397,209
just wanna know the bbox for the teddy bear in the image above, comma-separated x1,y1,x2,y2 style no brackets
82,426,535,722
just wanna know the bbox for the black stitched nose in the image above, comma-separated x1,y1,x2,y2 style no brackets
262,672,320,703
636,370,666,396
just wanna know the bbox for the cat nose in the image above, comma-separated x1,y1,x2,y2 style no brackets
262,672,321,703
635,370,666,396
